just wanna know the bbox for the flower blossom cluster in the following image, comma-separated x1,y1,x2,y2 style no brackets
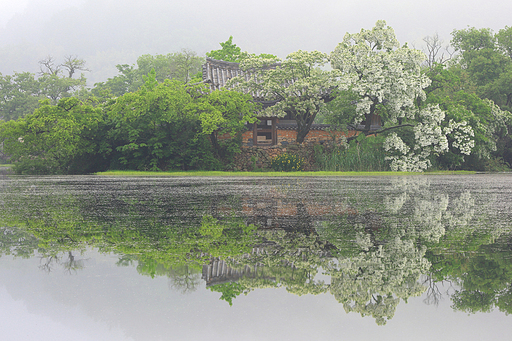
383,104,475,171
446,120,475,155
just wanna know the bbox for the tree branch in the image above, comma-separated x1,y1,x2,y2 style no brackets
346,123,415,142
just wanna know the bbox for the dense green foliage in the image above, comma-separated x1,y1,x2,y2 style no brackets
93,49,204,97
0,68,257,173
424,25,512,169
0,97,106,174
103,71,214,171
0,71,87,121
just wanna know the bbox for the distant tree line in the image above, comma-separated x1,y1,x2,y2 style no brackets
1,22,512,173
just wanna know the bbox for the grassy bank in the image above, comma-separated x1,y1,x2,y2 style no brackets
95,170,476,177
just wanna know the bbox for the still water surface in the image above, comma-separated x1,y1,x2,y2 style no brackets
1,174,512,340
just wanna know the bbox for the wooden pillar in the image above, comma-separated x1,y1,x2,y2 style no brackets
253,120,258,146
272,118,277,145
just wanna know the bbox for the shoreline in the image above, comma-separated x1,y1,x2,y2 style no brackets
93,170,478,177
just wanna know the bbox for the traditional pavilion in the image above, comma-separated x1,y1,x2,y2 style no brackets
202,57,381,146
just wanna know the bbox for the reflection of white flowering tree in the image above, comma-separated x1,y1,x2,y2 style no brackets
317,177,481,324
328,237,430,325
330,21,475,171
383,177,478,243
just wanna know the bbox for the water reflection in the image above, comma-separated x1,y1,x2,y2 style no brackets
1,175,512,326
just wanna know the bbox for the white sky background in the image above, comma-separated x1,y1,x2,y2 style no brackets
0,0,511,83
0,0,85,28
0,0,28,27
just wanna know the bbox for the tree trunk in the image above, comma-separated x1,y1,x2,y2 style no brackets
294,109,316,144
296,128,308,144
210,132,220,157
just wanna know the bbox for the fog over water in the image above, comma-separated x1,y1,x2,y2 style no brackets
1,0,511,84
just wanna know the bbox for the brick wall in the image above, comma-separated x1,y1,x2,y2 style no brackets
275,129,357,146
227,128,358,147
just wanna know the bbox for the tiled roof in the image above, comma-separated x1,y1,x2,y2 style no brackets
202,57,281,103
202,58,243,90
202,57,280,116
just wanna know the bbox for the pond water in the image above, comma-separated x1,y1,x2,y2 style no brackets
1,174,512,341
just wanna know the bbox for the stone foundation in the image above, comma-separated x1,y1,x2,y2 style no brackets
232,143,323,171
222,127,358,171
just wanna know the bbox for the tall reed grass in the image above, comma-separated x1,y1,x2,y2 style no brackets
314,135,389,172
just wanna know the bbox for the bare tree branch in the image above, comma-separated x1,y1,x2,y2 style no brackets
61,55,90,78
38,56,61,76
423,33,456,69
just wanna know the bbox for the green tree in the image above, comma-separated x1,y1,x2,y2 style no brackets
197,89,258,159
496,26,512,59
0,72,41,121
206,36,244,62
0,70,87,121
206,36,278,62
104,70,210,170
137,50,203,84
93,50,204,98
93,64,143,97
451,27,496,56
171,49,204,83
0,97,104,174
37,73,87,104
209,282,249,306
103,70,256,171
450,26,512,111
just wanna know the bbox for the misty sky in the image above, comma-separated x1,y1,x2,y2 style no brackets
1,0,511,84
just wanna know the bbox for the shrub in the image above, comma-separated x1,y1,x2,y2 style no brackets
271,153,305,171
13,158,58,175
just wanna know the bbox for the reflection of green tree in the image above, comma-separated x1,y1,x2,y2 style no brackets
0,226,40,259
0,180,259,277
168,265,202,294
209,282,249,306
0,182,102,261
38,251,87,274
440,238,512,315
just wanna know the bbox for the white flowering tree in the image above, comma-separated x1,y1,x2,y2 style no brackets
227,50,339,143
330,21,475,171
